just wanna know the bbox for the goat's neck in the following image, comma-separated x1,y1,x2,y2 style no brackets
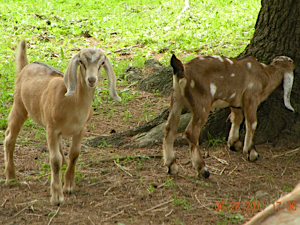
263,66,285,97
73,72,95,106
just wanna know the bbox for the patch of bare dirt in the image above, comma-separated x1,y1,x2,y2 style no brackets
1,88,300,225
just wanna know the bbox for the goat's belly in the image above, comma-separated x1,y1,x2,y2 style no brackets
211,100,230,109
60,123,86,137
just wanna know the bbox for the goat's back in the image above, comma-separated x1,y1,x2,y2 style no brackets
15,63,68,127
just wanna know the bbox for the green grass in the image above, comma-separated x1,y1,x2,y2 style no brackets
0,0,260,132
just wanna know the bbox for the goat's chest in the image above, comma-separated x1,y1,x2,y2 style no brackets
49,106,92,137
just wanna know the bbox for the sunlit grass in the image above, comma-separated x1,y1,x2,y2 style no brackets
0,0,260,129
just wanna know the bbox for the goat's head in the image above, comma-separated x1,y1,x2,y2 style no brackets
271,56,295,112
64,48,119,100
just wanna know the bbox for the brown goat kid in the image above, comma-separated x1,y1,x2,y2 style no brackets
4,40,121,205
163,54,295,178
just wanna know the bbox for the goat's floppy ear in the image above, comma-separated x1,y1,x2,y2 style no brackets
283,72,295,112
171,54,184,78
103,55,121,102
64,53,80,97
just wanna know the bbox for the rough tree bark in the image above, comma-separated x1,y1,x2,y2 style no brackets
88,0,300,148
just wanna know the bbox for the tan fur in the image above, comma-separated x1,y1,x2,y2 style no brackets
244,183,300,225
163,54,295,177
4,40,121,206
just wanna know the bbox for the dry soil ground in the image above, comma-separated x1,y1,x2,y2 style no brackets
1,89,300,225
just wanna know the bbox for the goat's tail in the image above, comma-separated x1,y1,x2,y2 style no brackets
16,39,29,76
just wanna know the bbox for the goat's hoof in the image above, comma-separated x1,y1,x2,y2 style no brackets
229,141,243,152
167,163,179,175
63,185,74,194
50,194,64,206
5,177,18,187
248,150,259,162
198,167,210,179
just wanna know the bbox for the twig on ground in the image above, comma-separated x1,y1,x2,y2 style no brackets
104,185,117,196
47,206,60,225
101,210,124,222
194,195,215,212
98,155,162,163
212,155,229,165
12,203,33,218
281,155,295,176
273,147,300,158
228,165,238,176
220,166,227,175
12,200,38,218
165,209,174,217
88,216,95,225
139,199,173,215
114,160,133,177
85,180,112,188
1,199,8,208
157,182,167,188
117,203,134,210
152,206,169,212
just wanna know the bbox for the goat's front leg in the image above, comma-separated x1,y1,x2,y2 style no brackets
63,127,86,194
243,100,259,162
59,136,67,166
163,93,185,175
228,107,244,151
4,103,28,184
185,111,210,178
47,131,64,206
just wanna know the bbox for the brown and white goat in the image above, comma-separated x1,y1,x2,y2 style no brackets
163,54,294,178
4,40,121,205
244,182,300,225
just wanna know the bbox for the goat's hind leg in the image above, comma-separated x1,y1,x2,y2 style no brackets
228,107,244,151
185,110,210,178
4,102,28,184
243,99,259,162
63,127,86,194
163,94,185,175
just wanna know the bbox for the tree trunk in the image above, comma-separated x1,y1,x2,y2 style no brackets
202,0,300,147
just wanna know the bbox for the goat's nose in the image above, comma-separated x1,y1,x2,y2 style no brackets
88,77,96,86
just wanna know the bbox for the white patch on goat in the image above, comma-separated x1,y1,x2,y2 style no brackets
230,73,235,77
252,122,257,130
248,82,254,89
190,79,195,88
247,62,252,69
198,57,205,60
229,93,236,99
179,78,187,96
260,63,267,67
225,58,234,65
212,56,224,62
197,118,202,125
210,83,217,97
